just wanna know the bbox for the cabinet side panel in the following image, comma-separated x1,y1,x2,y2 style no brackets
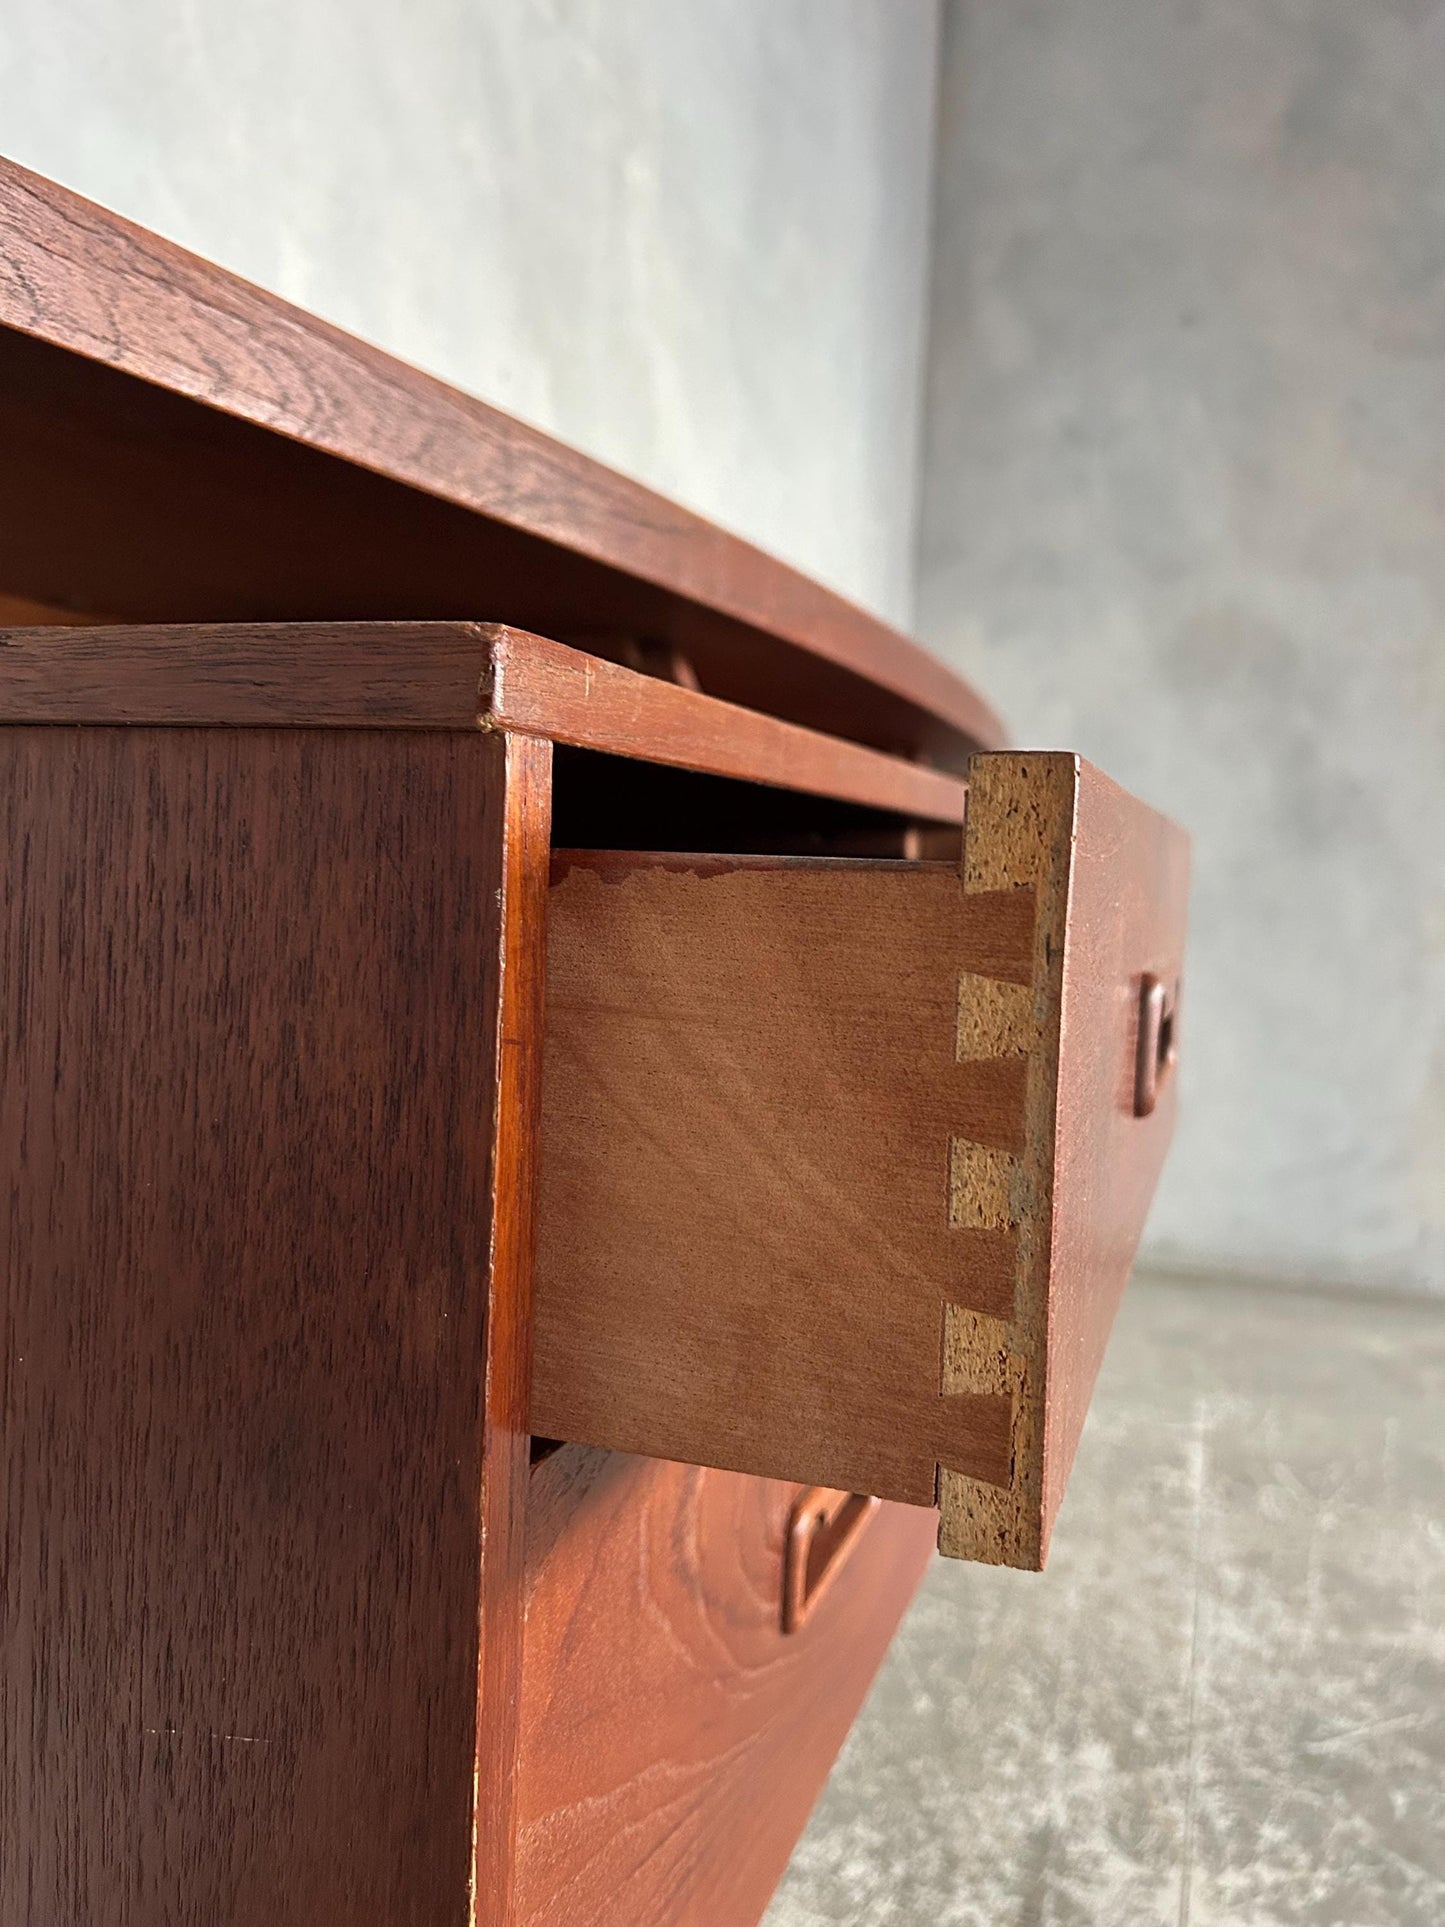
0,728,505,1926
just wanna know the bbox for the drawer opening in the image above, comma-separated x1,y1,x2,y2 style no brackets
549,742,962,860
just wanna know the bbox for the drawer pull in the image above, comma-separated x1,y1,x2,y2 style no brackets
782,1488,880,1633
1135,973,1179,1118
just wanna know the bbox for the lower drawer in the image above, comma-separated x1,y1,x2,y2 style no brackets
514,1446,935,1927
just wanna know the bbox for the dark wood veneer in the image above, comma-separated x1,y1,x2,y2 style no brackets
0,156,1004,766
0,728,517,1922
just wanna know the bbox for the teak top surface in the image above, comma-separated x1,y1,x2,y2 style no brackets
0,620,966,824
0,156,1003,762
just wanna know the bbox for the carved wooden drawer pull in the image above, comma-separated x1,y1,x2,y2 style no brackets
782,1489,881,1633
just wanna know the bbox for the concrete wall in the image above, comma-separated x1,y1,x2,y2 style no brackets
0,0,941,628
919,0,1445,1294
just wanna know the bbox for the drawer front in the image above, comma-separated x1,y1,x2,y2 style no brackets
531,751,1188,1569
514,1448,934,1927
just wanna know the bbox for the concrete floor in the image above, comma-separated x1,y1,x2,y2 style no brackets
764,1273,1445,1927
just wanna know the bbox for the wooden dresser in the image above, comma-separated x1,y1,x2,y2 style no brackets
0,160,1188,1926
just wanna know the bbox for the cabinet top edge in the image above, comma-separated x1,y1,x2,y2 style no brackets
0,156,1005,764
0,620,968,826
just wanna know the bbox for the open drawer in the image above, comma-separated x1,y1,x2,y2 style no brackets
531,752,1189,1569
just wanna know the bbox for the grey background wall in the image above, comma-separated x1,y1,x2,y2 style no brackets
0,0,940,629
919,0,1445,1296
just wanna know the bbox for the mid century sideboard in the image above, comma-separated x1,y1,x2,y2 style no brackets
0,159,1188,1925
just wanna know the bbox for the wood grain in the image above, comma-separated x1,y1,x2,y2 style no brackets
0,620,490,726
0,620,965,825
0,156,1004,765
0,727,514,1924
474,734,554,1926
488,625,966,822
514,1448,935,1927
531,852,1015,1507
531,754,1189,1567
1043,760,1190,1540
